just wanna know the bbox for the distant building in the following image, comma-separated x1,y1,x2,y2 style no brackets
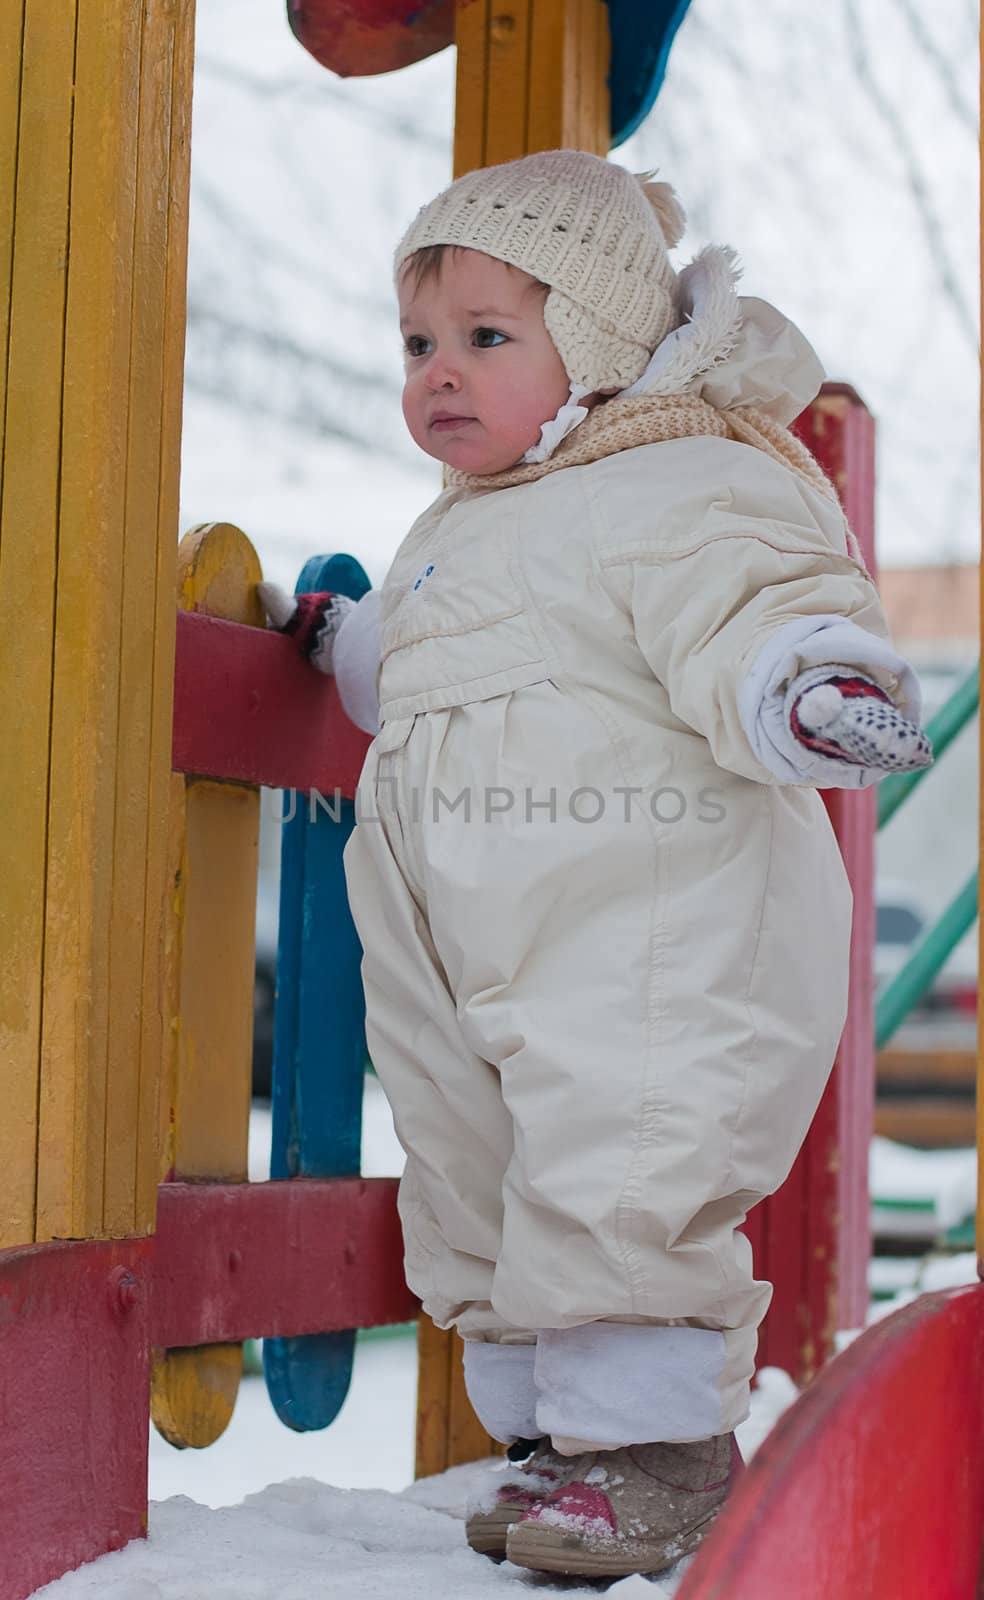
878,564,978,667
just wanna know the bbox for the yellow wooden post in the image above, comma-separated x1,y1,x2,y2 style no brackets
414,0,612,1479
0,0,195,1248
150,522,263,1450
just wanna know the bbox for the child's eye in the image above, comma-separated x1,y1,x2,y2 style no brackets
474,327,507,348
403,335,430,358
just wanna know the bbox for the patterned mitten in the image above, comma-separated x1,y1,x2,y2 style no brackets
257,580,355,675
789,665,932,773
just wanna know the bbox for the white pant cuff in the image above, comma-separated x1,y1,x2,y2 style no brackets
462,1340,540,1444
534,1323,728,1445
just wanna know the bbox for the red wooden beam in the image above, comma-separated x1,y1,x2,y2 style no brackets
0,1237,154,1600
680,1285,984,1599
152,1177,418,1346
171,609,370,796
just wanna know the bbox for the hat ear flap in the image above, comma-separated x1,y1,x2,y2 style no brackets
634,172,686,249
543,288,652,392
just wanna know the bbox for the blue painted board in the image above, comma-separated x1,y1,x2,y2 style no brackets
264,552,374,1432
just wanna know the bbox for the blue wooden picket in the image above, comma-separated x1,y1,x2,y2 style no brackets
264,552,373,1431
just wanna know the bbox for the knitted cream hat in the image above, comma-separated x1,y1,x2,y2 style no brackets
393,149,686,393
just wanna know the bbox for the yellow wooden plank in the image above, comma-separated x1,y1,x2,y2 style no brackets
173,777,258,1179
105,0,191,1236
137,0,196,1229
35,0,143,1241
0,0,77,1249
526,0,568,154
415,1316,453,1478
591,0,611,158
150,1345,244,1450
452,0,489,179
151,521,260,1449
158,772,187,1184
0,0,26,455
485,0,532,167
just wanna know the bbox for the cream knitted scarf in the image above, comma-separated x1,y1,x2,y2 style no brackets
445,387,838,504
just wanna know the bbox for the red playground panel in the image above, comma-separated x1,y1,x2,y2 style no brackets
680,1285,984,1599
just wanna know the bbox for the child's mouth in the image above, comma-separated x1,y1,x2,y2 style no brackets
431,417,476,432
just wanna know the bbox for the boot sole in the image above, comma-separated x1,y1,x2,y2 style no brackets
505,1508,719,1577
465,1506,524,1561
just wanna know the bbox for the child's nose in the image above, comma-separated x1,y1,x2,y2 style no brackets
424,354,461,391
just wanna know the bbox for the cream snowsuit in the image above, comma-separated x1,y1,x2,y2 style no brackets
341,341,907,1444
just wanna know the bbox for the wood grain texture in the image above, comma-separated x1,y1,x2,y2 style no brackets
150,1344,243,1450
680,1286,984,1599
452,0,610,178
36,0,144,1242
137,0,195,1233
0,0,76,1249
152,522,261,1449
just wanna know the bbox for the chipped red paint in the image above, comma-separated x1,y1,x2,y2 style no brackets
171,609,370,796
153,1178,418,1346
0,1236,154,1600
680,1286,984,1599
287,0,455,79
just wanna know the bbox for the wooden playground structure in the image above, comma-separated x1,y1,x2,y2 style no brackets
0,2,981,1595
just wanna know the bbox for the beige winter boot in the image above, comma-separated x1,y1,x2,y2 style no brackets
504,1433,741,1577
464,1440,581,1560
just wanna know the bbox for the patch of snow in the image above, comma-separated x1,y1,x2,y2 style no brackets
870,1136,976,1235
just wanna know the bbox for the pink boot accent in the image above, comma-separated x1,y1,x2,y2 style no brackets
526,1481,618,1539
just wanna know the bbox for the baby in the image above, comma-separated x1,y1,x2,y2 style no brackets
260,150,930,1580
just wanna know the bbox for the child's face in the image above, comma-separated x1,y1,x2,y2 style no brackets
398,248,597,475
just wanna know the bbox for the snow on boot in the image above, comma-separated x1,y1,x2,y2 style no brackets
464,1439,579,1561
504,1433,741,1577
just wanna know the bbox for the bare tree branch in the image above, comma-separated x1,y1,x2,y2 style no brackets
891,0,977,136
184,301,418,462
197,54,450,152
843,0,977,355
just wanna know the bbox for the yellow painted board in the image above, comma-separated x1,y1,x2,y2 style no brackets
526,0,569,154
104,0,190,1236
35,0,143,1241
484,0,532,168
453,0,488,179
0,0,77,1249
0,0,26,456
415,1315,453,1479
136,0,196,1230
152,523,260,1447
158,772,187,1184
150,1344,243,1450
171,777,257,1180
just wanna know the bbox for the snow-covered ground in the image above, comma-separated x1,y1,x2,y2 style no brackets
37,1348,800,1598
31,1085,980,1598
